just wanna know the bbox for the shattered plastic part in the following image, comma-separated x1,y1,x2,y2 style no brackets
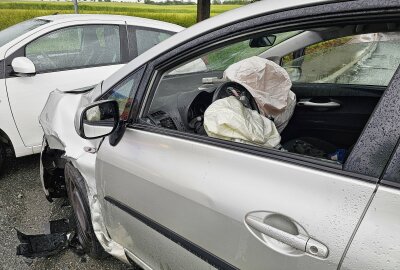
44,218,71,234
39,89,128,263
16,230,68,258
16,219,72,258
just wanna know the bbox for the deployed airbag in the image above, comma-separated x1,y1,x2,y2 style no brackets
223,56,295,132
204,96,281,148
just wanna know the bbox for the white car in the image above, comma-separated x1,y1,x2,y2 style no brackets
0,14,183,171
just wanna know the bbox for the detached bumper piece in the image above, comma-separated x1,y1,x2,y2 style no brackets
16,219,74,258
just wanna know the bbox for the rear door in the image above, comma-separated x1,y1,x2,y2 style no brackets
341,99,400,270
5,21,126,149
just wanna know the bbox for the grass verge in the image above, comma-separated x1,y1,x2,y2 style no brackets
0,2,241,29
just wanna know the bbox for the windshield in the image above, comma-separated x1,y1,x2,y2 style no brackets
0,19,49,48
168,31,301,75
206,31,301,71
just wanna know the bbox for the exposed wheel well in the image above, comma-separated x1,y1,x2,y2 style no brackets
42,144,68,201
0,129,14,155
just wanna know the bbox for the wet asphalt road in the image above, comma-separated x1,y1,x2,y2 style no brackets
336,33,400,85
0,154,132,270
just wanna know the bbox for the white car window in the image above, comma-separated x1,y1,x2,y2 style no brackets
282,32,400,86
135,28,172,55
25,24,121,73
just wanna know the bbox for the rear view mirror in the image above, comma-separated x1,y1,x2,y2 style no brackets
11,57,36,77
77,100,119,139
249,35,277,48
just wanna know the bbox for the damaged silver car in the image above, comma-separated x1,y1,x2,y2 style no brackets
40,0,400,269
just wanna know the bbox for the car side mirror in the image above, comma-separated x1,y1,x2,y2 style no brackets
11,57,36,77
285,66,302,82
77,100,119,139
249,35,277,48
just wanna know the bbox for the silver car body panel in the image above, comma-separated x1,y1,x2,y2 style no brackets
96,128,375,269
341,185,400,270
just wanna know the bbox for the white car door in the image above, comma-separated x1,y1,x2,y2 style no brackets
5,22,125,149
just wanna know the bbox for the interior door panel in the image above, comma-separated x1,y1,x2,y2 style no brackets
282,83,382,148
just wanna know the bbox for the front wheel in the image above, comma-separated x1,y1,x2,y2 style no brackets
64,163,106,258
0,143,5,174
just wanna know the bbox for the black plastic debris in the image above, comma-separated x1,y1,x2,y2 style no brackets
16,218,73,258
16,230,69,258
44,218,71,234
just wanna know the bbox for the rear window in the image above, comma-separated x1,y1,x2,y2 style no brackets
0,19,49,48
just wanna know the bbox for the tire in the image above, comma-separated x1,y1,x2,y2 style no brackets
0,143,5,174
64,163,106,259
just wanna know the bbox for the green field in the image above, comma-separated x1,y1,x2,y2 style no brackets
0,1,241,30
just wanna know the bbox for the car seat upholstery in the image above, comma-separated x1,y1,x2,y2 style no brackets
102,27,120,64
81,28,103,66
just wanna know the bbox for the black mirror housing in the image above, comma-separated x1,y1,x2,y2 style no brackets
78,100,119,139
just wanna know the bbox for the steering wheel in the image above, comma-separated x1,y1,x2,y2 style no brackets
212,81,259,113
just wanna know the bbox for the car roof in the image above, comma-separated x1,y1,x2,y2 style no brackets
102,0,330,91
38,14,184,33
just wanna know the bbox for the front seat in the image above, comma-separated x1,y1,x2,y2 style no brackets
81,28,103,66
101,27,120,64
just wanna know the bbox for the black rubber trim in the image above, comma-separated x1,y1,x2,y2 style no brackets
380,179,400,189
104,196,239,270
119,24,130,64
126,25,139,60
380,128,400,189
0,59,5,79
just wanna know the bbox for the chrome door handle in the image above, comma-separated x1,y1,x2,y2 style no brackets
297,100,341,108
245,216,329,258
